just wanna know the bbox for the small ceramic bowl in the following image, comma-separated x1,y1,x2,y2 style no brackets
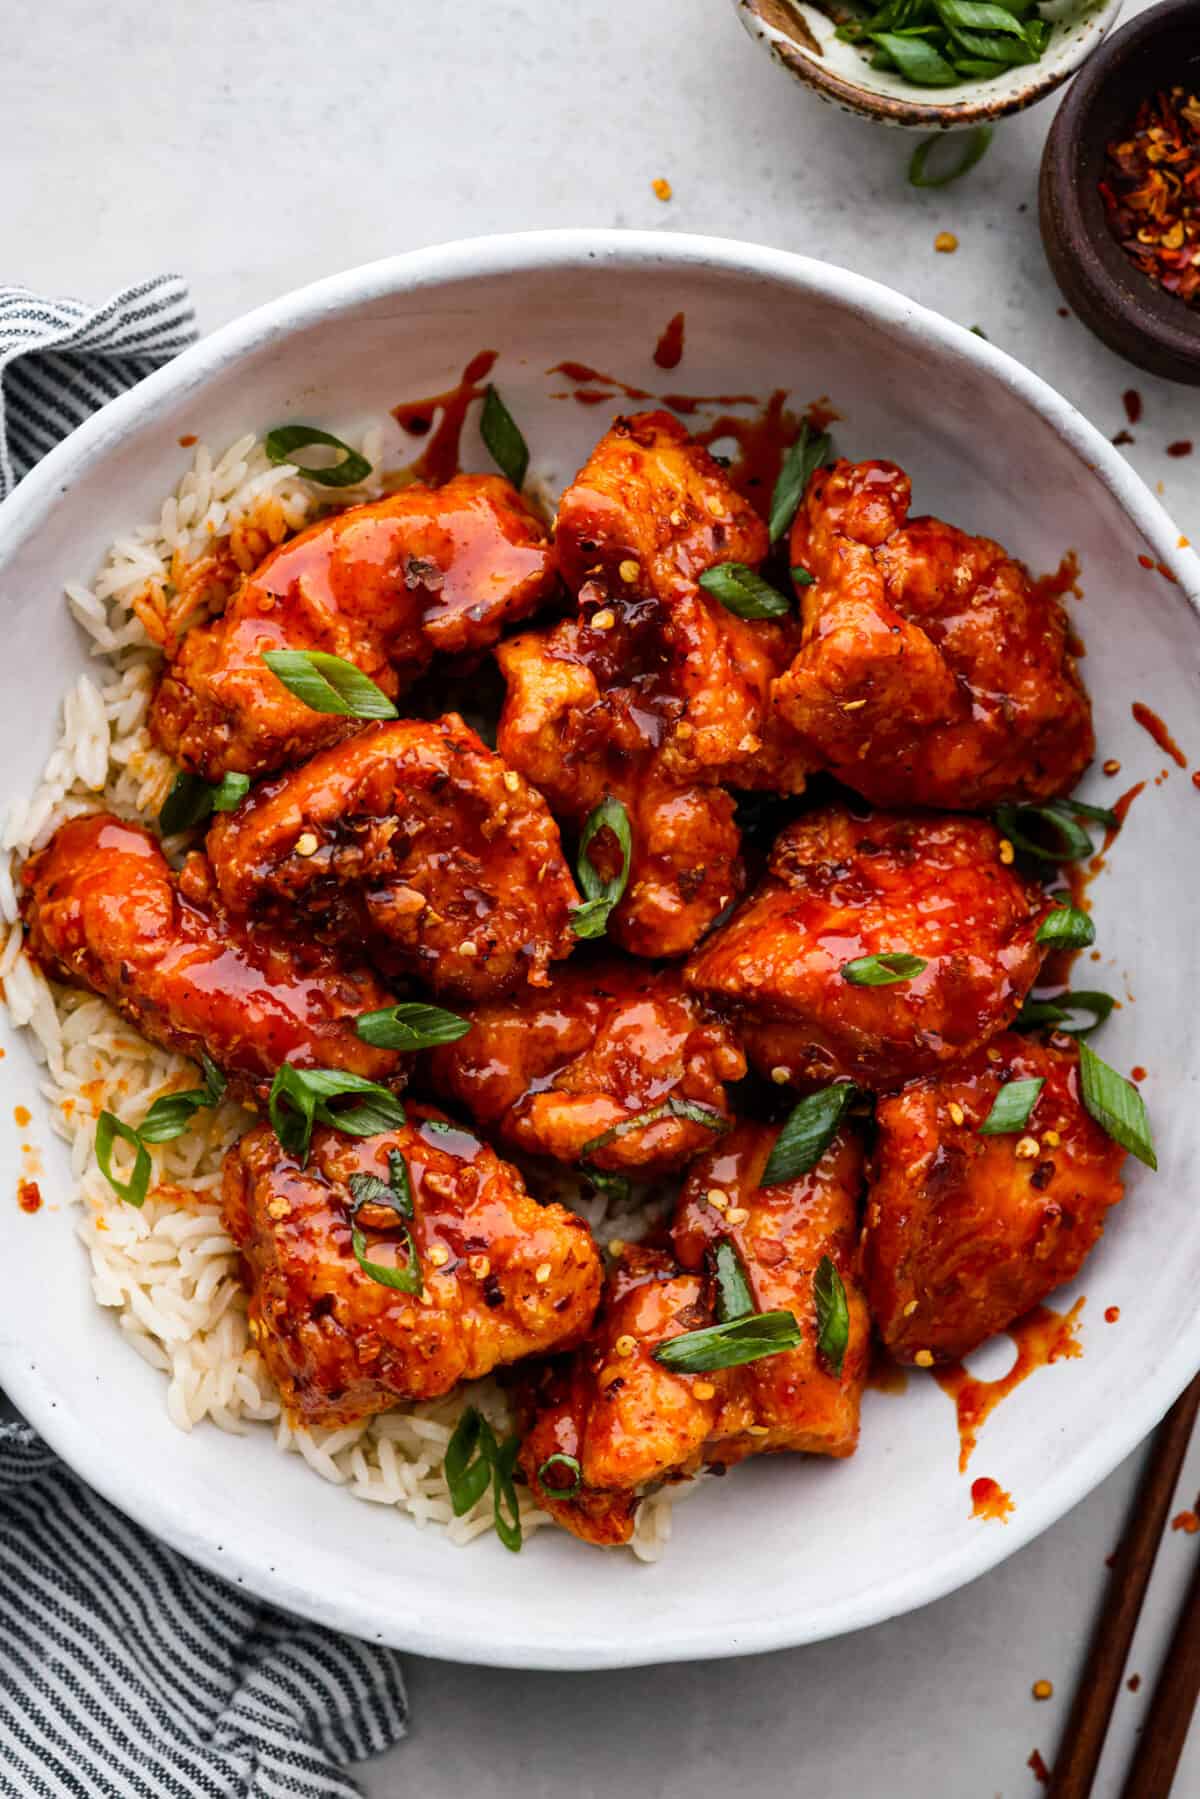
732,0,1124,130
1040,0,1200,385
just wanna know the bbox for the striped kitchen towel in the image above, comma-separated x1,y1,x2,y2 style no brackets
0,278,408,1797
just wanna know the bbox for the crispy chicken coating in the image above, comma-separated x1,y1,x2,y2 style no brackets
223,1108,602,1427
150,477,556,780
20,813,400,1098
429,959,745,1173
206,714,578,1001
772,459,1094,810
862,1033,1126,1364
518,1122,869,1547
686,807,1048,1090
671,1120,869,1463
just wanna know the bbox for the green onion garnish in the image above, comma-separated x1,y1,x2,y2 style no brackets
95,1054,228,1205
1014,989,1115,1037
713,1238,755,1324
909,125,994,188
761,1083,860,1186
347,1151,421,1294
769,423,832,543
536,1452,583,1498
1078,1041,1157,1170
841,952,927,987
355,1002,471,1052
579,1095,729,1164
790,566,816,588
813,1255,850,1376
697,563,792,620
653,1309,802,1374
264,425,373,488
870,34,959,86
444,1407,523,1551
159,770,250,834
978,1076,1045,1135
95,1111,152,1208
839,0,1053,87
261,649,398,720
480,385,530,490
996,798,1117,864
1036,904,1095,950
267,1064,406,1163
570,796,633,940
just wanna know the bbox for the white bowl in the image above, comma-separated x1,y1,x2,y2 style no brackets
0,231,1196,1669
732,0,1124,130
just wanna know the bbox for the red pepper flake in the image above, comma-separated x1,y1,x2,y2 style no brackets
1138,553,1155,569
178,433,198,448
1028,1748,1051,1786
1101,91,1200,308
17,1179,41,1214
1131,1066,1147,1082
1167,440,1193,457
1128,1673,1142,1692
13,1105,30,1128
1112,429,1136,446
1105,1305,1121,1322
1057,306,1070,318
1172,1509,1199,1533
1123,389,1143,424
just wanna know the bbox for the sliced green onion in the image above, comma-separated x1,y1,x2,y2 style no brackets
790,565,816,587
653,1309,802,1374
908,125,994,188
267,1064,406,1162
480,386,529,490
347,1147,413,1219
1078,1041,1157,1170
585,1167,633,1205
978,1076,1045,1135
444,1407,494,1516
769,423,832,543
870,32,961,83
159,769,252,834
1014,989,1115,1037
356,1002,471,1052
761,1084,860,1186
570,796,633,940
698,563,791,620
1036,905,1096,950
264,425,372,488
814,1255,850,1376
996,803,1094,862
261,649,398,720
491,1431,523,1553
935,0,1028,35
536,1452,582,1498
841,952,927,987
95,1111,151,1208
579,1095,729,1164
713,1238,755,1323
350,1218,422,1292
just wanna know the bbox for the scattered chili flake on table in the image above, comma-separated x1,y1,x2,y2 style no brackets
1167,439,1193,457
1032,1679,1054,1701
1123,389,1143,424
1127,1673,1142,1692
1099,88,1200,307
651,177,673,202
934,231,958,254
1028,1747,1051,1786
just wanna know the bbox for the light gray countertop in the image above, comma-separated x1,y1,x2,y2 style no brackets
6,1,1199,1792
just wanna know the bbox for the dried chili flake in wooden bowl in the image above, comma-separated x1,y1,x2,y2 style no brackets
1099,87,1200,307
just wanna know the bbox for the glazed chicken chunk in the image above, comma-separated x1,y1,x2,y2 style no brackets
150,477,557,780
772,459,1094,811
206,714,579,1001
686,807,1049,1090
430,960,745,1173
862,1033,1127,1364
223,1108,602,1427
21,813,401,1098
519,1116,868,1547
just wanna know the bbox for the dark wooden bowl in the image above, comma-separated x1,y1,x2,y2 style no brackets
1040,0,1200,386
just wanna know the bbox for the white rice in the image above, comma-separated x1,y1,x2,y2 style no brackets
0,428,685,1560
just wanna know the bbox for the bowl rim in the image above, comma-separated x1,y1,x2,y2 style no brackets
731,0,1125,130
1039,0,1200,375
0,228,1198,1668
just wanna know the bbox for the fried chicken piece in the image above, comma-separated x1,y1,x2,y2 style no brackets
671,1120,869,1462
429,959,745,1173
555,411,808,793
497,616,743,958
223,1107,601,1427
517,1247,720,1546
686,807,1048,1090
862,1033,1126,1364
206,714,578,1001
772,459,1094,810
519,1120,869,1548
20,813,399,1098
150,477,556,780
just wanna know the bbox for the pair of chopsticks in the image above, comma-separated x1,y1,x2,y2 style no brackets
1049,1372,1200,1798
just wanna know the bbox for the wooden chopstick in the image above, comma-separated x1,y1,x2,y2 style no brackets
1119,1534,1200,1799
1048,1372,1200,1799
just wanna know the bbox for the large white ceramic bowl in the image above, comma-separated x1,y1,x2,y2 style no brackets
0,232,1196,1670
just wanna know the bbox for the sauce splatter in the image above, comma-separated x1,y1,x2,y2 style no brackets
1092,780,1145,867
178,433,198,449
1105,1305,1121,1323
13,1105,30,1128
1123,389,1143,424
1167,440,1193,457
1131,1066,1147,1082
970,1476,1014,1522
547,360,651,402
1128,1673,1141,1692
1033,550,1082,605
391,349,498,486
17,1179,41,1214
934,1299,1086,1471
1131,702,1187,768
652,312,685,371
1173,1509,1200,1533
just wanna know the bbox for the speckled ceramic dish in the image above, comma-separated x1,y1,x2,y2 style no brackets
0,231,1196,1668
733,0,1124,129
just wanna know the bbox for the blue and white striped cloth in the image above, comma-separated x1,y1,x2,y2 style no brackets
0,278,408,1796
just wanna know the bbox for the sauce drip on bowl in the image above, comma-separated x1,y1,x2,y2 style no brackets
1131,701,1187,769
934,1298,1085,1472
391,349,498,485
